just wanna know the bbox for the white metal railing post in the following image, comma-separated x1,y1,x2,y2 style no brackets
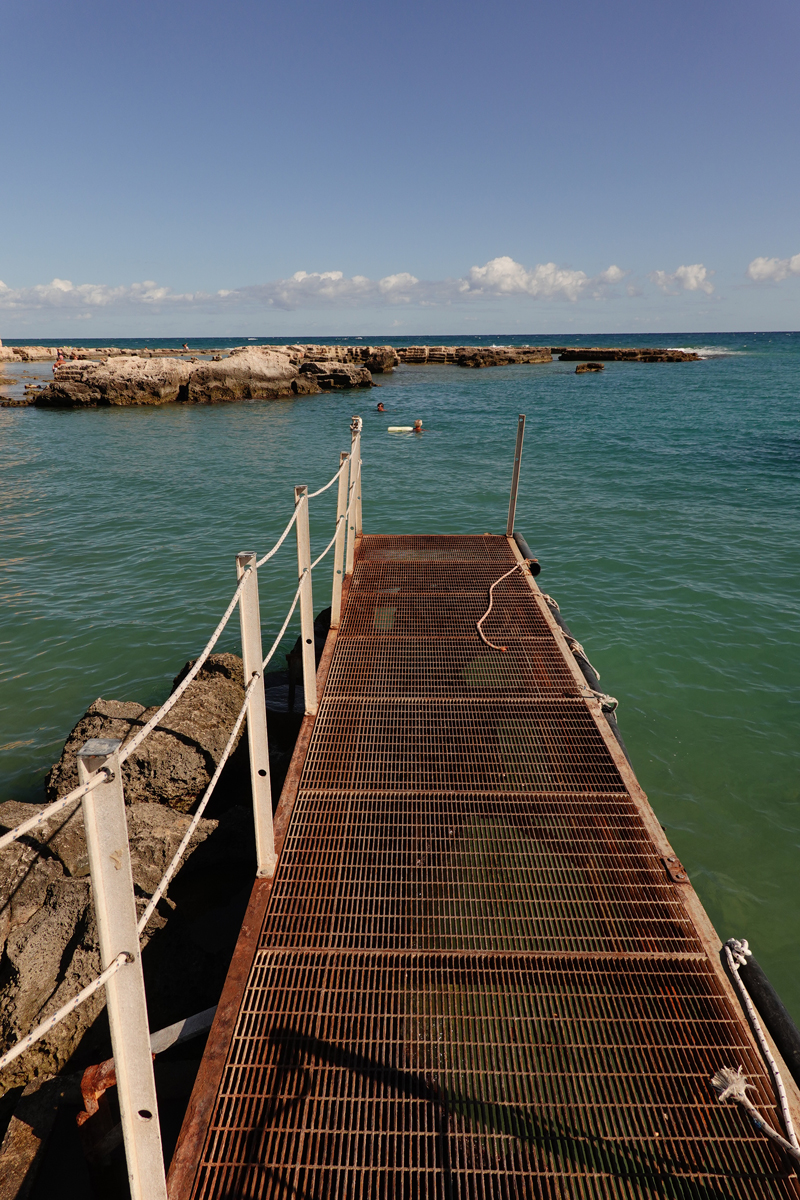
506,413,526,536
236,553,276,877
294,486,318,716
331,451,351,628
350,415,363,537
77,739,167,1200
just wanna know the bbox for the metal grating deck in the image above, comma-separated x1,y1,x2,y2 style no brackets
174,534,800,1199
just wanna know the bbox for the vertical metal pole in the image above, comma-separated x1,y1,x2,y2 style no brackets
506,414,526,536
236,553,276,877
294,486,318,716
77,740,167,1200
345,454,357,577
331,450,350,629
350,416,363,537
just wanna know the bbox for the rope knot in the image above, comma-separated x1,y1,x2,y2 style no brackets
726,937,752,967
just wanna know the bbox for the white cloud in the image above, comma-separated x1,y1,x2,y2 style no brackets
650,264,714,295
0,277,197,309
747,253,800,283
0,257,630,316
465,256,611,301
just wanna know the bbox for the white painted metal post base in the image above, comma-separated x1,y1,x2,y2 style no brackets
331,450,350,628
236,553,276,877
77,741,167,1200
294,487,318,716
506,414,526,537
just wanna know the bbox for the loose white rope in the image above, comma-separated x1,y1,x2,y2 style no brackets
262,580,304,671
0,952,131,1073
723,939,799,1150
476,564,522,651
712,1066,800,1163
0,769,111,852
255,509,298,568
306,456,349,499
119,570,250,764
138,673,261,935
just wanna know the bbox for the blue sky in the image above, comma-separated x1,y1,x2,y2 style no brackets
2,0,799,335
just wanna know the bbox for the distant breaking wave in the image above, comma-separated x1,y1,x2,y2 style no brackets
667,345,743,358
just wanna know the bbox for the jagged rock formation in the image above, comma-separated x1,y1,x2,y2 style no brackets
32,345,377,407
0,652,263,1096
185,346,305,403
45,654,247,812
396,345,552,366
556,347,699,362
0,800,220,1093
35,356,196,407
298,360,374,390
576,361,605,373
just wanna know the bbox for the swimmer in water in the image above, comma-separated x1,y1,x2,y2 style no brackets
414,419,424,432
377,402,385,412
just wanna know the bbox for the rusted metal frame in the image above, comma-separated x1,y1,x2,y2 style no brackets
166,555,356,1198
505,533,800,1130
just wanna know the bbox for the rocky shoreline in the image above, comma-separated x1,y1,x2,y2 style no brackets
0,340,700,408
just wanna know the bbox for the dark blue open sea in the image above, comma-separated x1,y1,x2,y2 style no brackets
1,332,798,1015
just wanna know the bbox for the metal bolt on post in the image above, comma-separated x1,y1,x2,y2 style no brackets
331,450,350,629
506,414,526,537
236,553,277,877
294,486,318,716
77,740,168,1200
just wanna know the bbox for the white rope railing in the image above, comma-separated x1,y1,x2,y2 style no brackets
310,515,344,572
262,580,304,671
119,569,250,764
0,952,131,1072
1,435,358,1090
255,509,298,568
137,673,261,935
306,456,349,499
0,768,111,852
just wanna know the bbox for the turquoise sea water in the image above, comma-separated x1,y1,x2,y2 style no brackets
1,332,798,1016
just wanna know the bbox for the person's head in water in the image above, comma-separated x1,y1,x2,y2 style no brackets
414,419,423,431
377,402,385,411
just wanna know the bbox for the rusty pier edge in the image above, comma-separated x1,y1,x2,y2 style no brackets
169,534,800,1198
166,561,356,1198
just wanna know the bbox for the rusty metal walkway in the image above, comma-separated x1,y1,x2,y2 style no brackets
169,535,800,1198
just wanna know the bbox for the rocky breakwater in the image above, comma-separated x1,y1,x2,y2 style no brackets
33,345,375,408
0,341,59,363
396,345,552,367
292,344,399,373
555,347,700,362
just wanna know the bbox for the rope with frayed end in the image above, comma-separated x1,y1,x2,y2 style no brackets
713,938,800,1155
711,1067,800,1162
